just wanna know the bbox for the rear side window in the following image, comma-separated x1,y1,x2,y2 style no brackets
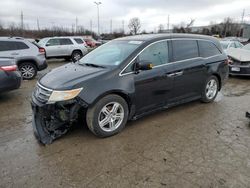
59,38,73,45
198,41,221,58
138,41,169,66
172,40,199,61
15,42,29,50
0,41,29,51
46,39,60,46
74,38,84,44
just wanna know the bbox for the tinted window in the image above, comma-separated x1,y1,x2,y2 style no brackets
15,42,29,50
46,39,60,46
0,41,29,51
138,41,169,66
198,41,221,58
59,38,73,45
74,38,83,44
172,40,199,61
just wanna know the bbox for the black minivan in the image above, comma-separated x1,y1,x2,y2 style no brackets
31,34,229,144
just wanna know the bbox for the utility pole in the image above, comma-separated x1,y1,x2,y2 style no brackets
37,18,40,31
122,20,125,35
94,1,102,36
241,9,245,23
90,19,93,34
110,19,112,34
75,17,78,34
167,15,170,33
241,9,245,37
20,11,24,36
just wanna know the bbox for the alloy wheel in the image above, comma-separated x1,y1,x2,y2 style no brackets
20,64,35,79
98,102,125,132
205,79,218,100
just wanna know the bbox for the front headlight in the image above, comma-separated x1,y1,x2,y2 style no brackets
48,88,83,103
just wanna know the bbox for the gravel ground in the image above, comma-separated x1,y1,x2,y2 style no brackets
0,60,250,188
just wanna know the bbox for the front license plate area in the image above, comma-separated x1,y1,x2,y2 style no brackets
231,67,240,72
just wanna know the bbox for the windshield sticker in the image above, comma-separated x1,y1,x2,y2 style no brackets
128,41,143,45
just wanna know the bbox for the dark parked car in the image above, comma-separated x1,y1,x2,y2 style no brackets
31,34,229,144
0,57,21,93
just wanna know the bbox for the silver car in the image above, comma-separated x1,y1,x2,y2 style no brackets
38,37,88,61
0,37,47,80
220,40,243,54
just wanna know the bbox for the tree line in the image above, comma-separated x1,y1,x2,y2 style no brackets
0,17,245,40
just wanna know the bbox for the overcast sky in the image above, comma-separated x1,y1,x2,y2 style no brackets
1,0,250,33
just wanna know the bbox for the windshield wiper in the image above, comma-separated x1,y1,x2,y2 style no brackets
82,63,106,68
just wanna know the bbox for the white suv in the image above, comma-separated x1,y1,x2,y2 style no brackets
0,37,47,80
38,37,88,61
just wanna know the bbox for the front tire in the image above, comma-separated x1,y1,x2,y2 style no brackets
201,75,219,103
86,94,129,137
19,62,37,80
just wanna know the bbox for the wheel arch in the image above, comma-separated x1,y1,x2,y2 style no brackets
72,49,83,55
211,73,222,90
90,90,133,114
17,59,38,69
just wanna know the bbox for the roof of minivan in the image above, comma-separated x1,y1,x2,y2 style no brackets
117,33,217,42
116,33,222,51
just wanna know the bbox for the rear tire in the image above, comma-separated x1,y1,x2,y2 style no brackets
71,50,83,62
19,62,37,80
86,94,129,137
201,75,219,103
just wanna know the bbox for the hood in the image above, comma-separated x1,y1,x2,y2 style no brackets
227,48,250,62
39,63,108,90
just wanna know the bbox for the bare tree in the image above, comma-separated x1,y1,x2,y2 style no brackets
186,19,195,28
128,17,141,35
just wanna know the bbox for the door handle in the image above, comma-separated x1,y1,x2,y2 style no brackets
166,73,176,77
175,71,183,76
11,52,19,55
165,71,183,77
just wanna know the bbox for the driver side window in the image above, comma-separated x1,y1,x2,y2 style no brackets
138,41,169,66
122,41,169,74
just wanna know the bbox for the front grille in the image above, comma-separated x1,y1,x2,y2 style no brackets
231,59,250,67
34,83,53,103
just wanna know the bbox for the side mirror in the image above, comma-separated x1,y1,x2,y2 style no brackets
135,60,153,72
46,43,50,46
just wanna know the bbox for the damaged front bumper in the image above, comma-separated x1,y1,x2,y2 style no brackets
31,94,88,145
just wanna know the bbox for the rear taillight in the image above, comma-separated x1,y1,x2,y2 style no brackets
39,48,46,54
0,65,17,72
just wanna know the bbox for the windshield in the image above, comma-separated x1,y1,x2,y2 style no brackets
78,40,141,67
242,44,250,51
220,41,230,50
